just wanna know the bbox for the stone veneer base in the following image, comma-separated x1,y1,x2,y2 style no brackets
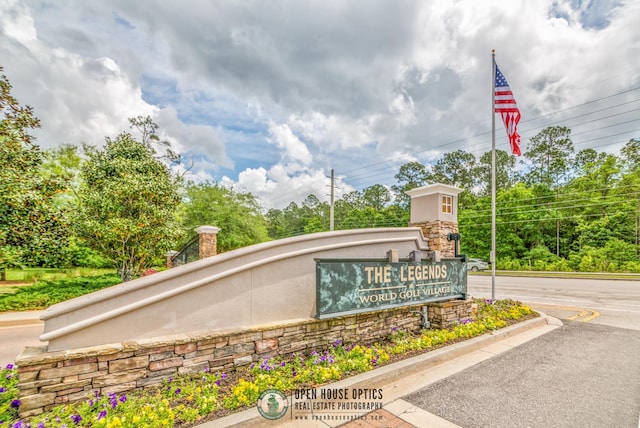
16,299,473,417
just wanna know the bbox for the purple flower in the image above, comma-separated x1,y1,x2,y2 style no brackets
204,367,210,373
119,395,127,403
175,388,181,395
280,361,286,367
332,338,342,347
0,387,6,393
10,400,21,409
109,393,118,409
11,421,22,428
5,364,13,370
6,374,12,380
70,414,82,425
38,423,45,428
215,379,221,386
97,410,107,420
221,372,227,380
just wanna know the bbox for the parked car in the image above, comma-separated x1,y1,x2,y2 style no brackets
467,258,489,272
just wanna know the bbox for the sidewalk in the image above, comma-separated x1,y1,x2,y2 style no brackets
200,313,562,427
0,310,44,327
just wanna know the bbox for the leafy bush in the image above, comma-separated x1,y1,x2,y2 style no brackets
496,257,522,271
66,239,110,268
621,261,640,273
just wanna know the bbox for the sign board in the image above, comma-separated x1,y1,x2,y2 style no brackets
315,259,466,319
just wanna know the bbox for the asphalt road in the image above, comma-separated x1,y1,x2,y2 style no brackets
401,275,640,428
467,275,640,331
405,321,640,428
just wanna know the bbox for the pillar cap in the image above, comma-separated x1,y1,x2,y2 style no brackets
405,183,463,198
195,226,220,234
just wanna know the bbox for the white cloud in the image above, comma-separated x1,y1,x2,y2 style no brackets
267,122,312,165
1,0,638,209
287,112,373,152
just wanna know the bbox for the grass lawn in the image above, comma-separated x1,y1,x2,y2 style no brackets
2,268,116,284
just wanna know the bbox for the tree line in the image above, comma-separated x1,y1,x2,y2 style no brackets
2,67,639,281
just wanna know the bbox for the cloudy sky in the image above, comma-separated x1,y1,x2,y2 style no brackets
1,0,639,209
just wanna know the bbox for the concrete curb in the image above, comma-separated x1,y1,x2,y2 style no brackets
0,311,44,328
204,313,558,427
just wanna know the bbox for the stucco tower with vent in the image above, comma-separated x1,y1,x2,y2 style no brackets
406,184,463,257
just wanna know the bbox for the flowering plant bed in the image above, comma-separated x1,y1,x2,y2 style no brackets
0,299,535,427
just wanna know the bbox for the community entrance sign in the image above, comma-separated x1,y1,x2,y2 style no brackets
315,258,467,318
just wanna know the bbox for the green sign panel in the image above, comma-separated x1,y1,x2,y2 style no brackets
315,259,467,319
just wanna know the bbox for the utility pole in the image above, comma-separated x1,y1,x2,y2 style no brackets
330,169,335,231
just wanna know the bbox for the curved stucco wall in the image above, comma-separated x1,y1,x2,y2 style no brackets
41,228,430,351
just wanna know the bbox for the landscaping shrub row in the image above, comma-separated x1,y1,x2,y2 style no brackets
0,275,121,312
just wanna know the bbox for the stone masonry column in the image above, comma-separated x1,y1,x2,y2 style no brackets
165,250,179,268
196,226,220,259
405,184,463,258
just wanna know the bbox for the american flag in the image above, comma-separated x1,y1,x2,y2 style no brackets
494,64,521,156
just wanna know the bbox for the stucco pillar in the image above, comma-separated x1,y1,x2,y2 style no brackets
405,184,463,258
196,226,220,259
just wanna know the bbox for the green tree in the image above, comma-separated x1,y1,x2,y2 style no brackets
75,132,181,281
426,150,478,190
392,162,428,207
129,115,181,163
179,182,269,251
477,149,518,196
524,126,574,188
361,184,392,211
620,138,640,172
0,67,70,277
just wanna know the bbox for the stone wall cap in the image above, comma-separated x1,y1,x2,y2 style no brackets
405,183,463,198
195,226,220,234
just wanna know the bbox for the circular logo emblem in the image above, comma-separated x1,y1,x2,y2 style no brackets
257,389,288,420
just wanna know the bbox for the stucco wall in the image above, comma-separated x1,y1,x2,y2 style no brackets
40,228,432,351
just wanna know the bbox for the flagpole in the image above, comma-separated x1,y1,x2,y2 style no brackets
491,50,496,301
